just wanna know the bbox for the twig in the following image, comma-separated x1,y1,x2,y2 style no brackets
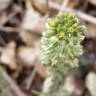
26,68,37,90
59,0,70,13
25,58,47,90
0,26,41,36
3,70,27,96
31,89,40,95
61,0,70,8
49,1,96,24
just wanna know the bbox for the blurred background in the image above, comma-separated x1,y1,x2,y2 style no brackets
0,0,96,96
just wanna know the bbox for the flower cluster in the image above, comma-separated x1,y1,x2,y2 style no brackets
41,12,85,96
41,12,85,68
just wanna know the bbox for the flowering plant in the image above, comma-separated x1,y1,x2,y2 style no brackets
41,12,85,96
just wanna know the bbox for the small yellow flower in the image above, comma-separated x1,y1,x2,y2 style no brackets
73,23,78,27
58,32,65,40
68,27,74,32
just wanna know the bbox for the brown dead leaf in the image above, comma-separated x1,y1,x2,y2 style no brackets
85,23,96,38
35,63,47,78
17,46,40,67
85,72,96,96
32,0,48,14
0,0,12,12
21,0,42,32
0,41,17,70
88,0,96,5
20,0,48,45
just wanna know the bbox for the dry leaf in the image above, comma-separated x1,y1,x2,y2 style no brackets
85,23,96,38
42,76,53,93
32,0,48,14
35,63,47,78
21,0,42,31
88,0,96,5
0,41,17,70
86,72,96,96
20,0,47,45
0,0,12,12
17,46,40,67
20,31,40,46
